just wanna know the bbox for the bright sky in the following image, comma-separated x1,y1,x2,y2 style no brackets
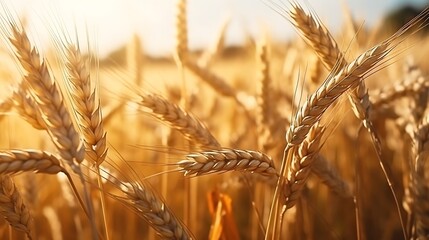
5,0,428,57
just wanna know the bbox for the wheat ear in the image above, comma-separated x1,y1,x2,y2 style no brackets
255,41,290,152
178,149,278,177
11,81,45,130
289,4,344,70
0,149,64,174
289,5,418,237
285,42,390,148
255,39,290,151
116,180,193,240
312,155,352,198
139,93,220,149
268,40,391,239
175,0,188,63
6,23,101,238
7,24,84,165
0,175,33,239
256,39,274,150
371,65,429,110
184,60,256,114
256,39,271,126
283,123,325,209
63,43,107,165
184,60,237,98
405,112,429,238
289,3,377,151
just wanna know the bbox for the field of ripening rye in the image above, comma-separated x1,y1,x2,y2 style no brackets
0,0,429,239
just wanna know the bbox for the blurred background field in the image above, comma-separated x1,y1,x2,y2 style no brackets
5,0,429,57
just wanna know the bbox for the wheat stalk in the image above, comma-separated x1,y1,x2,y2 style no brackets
60,42,110,240
178,149,278,177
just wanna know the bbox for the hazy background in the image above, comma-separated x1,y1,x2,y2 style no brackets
6,0,429,57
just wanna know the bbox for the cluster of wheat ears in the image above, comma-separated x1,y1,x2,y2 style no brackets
0,0,429,239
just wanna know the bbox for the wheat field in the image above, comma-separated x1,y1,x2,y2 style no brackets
0,0,428,239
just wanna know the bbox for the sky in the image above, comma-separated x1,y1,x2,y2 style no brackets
4,0,428,57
